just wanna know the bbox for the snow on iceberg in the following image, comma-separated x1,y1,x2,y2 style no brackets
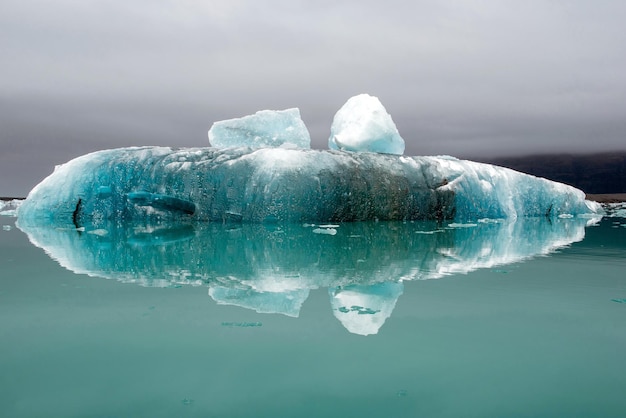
208,108,311,149
329,93,405,155
17,146,601,225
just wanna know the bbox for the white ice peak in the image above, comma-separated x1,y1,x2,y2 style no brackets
329,94,405,155
207,94,405,155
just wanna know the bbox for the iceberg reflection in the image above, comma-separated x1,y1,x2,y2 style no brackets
17,217,597,335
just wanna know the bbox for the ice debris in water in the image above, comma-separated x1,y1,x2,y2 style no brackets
0,199,22,217
312,226,337,235
603,202,626,218
329,93,405,155
208,108,311,149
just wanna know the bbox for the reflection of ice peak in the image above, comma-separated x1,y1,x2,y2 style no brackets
208,286,309,318
329,282,404,336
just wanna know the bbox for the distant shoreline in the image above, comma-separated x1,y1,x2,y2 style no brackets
0,197,25,201
585,194,626,203
480,152,626,195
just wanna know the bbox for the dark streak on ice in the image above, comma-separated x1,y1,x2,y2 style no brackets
72,198,82,230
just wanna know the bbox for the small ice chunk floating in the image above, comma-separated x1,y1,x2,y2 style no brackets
17,95,602,225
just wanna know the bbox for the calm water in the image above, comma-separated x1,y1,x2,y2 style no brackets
1,205,626,418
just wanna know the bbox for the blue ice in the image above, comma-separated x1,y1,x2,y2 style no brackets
17,146,602,225
208,108,311,150
17,94,602,224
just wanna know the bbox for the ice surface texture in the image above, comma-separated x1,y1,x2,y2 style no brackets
328,94,405,155
208,108,311,149
17,146,601,225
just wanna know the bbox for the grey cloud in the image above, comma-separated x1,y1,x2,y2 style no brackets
1,0,626,196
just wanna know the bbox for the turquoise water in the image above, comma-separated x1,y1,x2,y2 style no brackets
1,210,626,417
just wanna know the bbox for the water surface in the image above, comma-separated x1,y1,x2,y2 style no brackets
1,210,625,417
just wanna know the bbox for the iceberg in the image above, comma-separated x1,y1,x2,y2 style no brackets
329,94,405,155
12,93,607,336
208,108,311,149
17,146,602,225
16,93,602,224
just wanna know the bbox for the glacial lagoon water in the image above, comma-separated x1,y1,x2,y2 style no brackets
1,207,626,417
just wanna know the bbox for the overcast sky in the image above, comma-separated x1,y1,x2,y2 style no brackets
1,0,626,196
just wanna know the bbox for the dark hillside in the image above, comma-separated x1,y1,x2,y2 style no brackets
480,152,626,194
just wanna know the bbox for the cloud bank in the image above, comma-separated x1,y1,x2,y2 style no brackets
1,0,625,195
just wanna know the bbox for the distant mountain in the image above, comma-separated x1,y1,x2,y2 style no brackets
478,151,626,194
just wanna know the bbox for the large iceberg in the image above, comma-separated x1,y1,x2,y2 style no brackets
17,146,601,225
17,94,602,224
